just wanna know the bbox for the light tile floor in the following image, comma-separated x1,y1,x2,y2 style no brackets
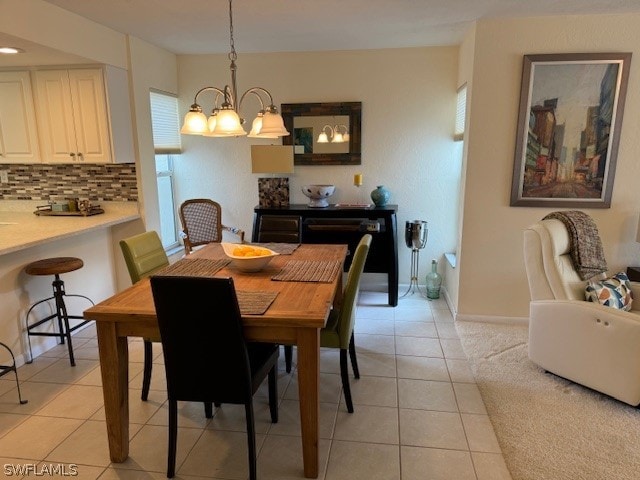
0,291,512,480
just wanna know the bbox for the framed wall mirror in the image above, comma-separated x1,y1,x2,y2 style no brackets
281,102,361,166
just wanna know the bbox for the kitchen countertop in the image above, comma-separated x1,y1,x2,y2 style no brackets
0,201,141,256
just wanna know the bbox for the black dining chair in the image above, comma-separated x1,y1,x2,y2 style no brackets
150,275,279,479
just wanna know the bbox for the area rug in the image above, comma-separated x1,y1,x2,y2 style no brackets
455,320,640,480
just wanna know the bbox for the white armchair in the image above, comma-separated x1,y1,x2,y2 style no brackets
524,218,640,406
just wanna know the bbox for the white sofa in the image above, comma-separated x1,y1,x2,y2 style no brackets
524,218,640,406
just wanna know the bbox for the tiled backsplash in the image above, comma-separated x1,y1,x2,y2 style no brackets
0,163,138,201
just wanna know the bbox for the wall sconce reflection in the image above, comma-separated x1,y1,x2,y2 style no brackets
317,124,350,144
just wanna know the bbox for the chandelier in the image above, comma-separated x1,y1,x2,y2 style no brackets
180,0,289,138
317,124,349,144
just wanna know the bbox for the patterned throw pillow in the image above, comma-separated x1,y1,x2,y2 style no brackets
585,272,633,311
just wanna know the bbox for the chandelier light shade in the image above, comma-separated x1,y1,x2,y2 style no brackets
207,108,246,136
258,111,289,136
248,114,264,137
207,113,218,132
248,113,279,138
180,107,208,135
181,0,289,139
317,124,349,143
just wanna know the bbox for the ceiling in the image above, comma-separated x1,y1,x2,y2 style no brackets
30,0,640,55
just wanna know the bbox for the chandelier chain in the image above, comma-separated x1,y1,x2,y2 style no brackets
180,0,288,137
228,0,237,62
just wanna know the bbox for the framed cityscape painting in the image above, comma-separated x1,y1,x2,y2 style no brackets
510,52,631,208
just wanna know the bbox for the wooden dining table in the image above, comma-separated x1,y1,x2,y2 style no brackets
84,242,347,479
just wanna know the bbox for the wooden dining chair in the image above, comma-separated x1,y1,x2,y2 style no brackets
179,199,245,254
285,234,372,413
150,275,279,479
119,231,169,401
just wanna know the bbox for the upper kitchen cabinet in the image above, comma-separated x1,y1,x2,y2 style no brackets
35,68,111,163
0,71,40,163
34,66,134,164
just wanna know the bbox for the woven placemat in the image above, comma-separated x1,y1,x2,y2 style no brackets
237,291,278,315
271,260,342,283
251,243,300,255
157,258,230,277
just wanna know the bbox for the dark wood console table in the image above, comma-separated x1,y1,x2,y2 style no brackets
252,204,398,306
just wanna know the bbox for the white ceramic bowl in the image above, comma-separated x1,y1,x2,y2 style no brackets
301,184,336,207
221,243,279,272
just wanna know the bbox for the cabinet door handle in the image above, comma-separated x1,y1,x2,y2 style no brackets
78,152,83,159
69,153,76,157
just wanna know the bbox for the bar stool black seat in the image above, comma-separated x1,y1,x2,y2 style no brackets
0,342,27,404
24,257,94,367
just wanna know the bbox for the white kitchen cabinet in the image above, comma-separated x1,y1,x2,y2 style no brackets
0,71,40,163
35,68,113,163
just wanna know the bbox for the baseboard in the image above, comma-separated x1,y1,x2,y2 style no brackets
442,288,456,315
455,313,529,326
12,352,30,369
18,336,59,367
438,286,528,325
360,277,393,293
360,282,527,327
361,280,452,307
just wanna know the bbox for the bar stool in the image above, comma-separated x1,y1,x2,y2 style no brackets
0,342,27,404
24,257,94,367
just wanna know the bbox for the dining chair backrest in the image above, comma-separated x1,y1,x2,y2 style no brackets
150,275,253,404
335,234,372,349
180,199,224,252
120,231,169,284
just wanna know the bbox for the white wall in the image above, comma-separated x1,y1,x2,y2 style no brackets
458,14,640,319
176,47,462,290
126,36,179,238
444,23,477,314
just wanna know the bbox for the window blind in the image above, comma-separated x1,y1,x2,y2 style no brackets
454,84,467,142
150,90,182,154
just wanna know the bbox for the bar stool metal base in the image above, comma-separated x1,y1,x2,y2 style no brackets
0,342,28,404
25,273,94,367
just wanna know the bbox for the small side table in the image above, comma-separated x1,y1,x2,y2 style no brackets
626,266,640,282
